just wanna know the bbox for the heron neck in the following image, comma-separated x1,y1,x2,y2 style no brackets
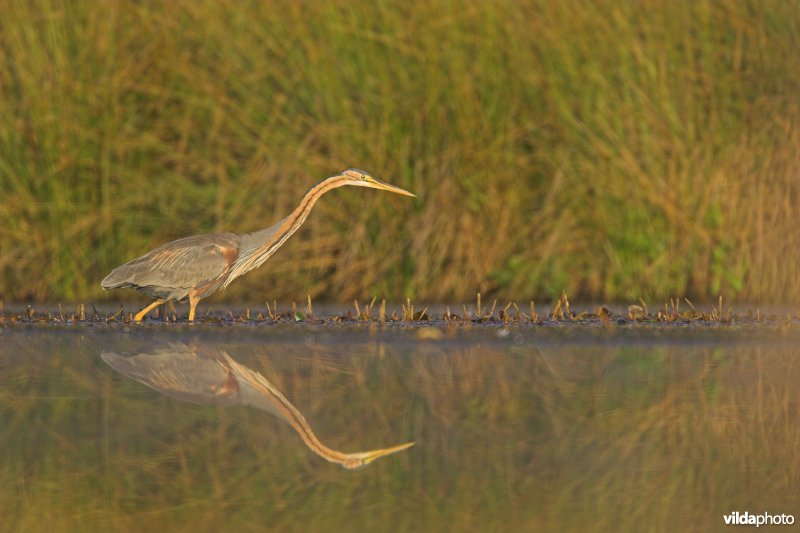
226,175,350,284
284,175,350,234
265,388,354,466
230,358,354,466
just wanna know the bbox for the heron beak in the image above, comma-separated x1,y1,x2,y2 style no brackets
367,178,417,198
342,441,416,470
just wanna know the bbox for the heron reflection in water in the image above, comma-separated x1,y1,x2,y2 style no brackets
102,343,414,469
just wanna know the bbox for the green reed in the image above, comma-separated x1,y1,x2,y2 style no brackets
1,0,798,303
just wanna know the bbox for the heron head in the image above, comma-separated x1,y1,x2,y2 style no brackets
341,168,416,197
339,441,416,470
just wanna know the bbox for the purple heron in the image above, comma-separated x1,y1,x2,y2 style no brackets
102,342,414,469
101,169,415,321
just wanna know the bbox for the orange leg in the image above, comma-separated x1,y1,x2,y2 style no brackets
134,299,166,322
188,291,200,322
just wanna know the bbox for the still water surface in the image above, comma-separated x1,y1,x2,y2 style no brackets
1,326,798,531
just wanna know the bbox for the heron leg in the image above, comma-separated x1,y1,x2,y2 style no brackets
133,299,167,322
188,291,200,322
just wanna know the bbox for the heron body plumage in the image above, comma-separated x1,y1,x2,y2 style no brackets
101,232,241,301
101,169,415,321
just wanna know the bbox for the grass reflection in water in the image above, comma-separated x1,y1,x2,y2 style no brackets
0,329,798,531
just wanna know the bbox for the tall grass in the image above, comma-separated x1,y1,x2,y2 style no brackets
1,0,798,303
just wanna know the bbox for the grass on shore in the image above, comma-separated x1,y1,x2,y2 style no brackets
1,293,797,327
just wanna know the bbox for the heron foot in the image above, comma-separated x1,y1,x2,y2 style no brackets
133,299,166,322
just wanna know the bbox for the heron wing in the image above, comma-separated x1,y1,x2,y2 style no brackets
102,232,241,292
101,343,241,405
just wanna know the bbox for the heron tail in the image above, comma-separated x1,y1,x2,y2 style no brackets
100,265,137,289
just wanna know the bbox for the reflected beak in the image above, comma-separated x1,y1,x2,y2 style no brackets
368,178,417,198
342,441,416,470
